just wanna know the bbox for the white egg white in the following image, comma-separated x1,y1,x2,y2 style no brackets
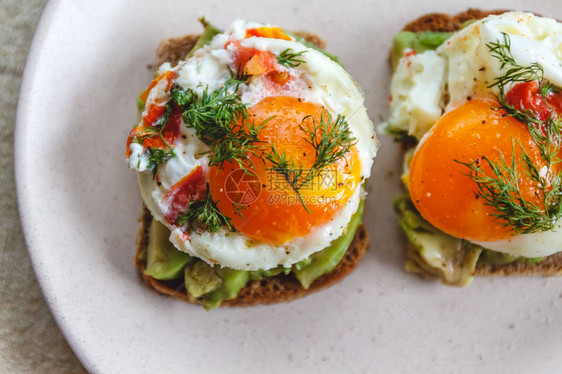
387,12,562,257
131,20,378,270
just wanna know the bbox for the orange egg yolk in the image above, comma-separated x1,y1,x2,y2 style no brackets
409,98,557,242
208,96,361,244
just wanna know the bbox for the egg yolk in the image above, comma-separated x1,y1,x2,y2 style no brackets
208,96,361,244
409,98,555,242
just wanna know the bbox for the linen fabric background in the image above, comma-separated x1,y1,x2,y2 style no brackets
0,1,85,372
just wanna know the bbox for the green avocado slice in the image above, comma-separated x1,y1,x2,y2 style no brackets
394,195,482,286
202,268,250,310
395,195,545,285
390,31,452,70
144,220,194,280
140,200,366,308
293,200,364,289
186,17,222,58
184,261,221,298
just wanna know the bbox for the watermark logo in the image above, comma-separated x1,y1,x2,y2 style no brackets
225,169,341,206
267,169,339,191
224,169,262,204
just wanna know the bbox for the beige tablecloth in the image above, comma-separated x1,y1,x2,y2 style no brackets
0,1,86,372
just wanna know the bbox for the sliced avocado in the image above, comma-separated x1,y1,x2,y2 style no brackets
292,257,312,271
395,195,482,286
478,250,544,266
202,268,250,310
188,201,365,308
415,31,452,51
144,220,194,280
391,31,452,69
391,31,417,69
395,195,547,285
184,261,222,298
249,266,291,280
517,256,545,265
186,17,222,58
477,250,519,265
402,222,482,286
293,200,364,289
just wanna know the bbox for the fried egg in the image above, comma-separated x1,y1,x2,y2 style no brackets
388,12,562,258
127,20,377,270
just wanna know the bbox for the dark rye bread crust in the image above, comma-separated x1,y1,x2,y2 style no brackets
402,9,562,277
135,31,370,306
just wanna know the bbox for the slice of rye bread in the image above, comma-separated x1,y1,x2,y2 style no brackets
135,32,370,306
401,9,562,277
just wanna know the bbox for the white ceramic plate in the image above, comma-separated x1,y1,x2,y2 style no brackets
15,0,562,373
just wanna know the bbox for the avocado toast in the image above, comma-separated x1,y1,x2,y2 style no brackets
387,9,562,285
130,20,374,309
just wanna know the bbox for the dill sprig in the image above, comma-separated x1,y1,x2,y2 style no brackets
176,183,234,232
169,78,267,229
458,33,562,234
267,144,309,211
227,65,251,82
487,33,548,95
170,78,267,173
172,78,247,142
277,48,307,68
232,202,246,220
266,112,356,213
146,147,175,178
457,141,562,233
301,113,356,174
207,117,272,171
498,99,562,164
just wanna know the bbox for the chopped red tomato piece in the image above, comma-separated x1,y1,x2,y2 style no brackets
142,103,166,127
227,40,278,77
243,51,278,76
139,70,177,104
126,70,179,158
227,40,293,89
506,81,562,122
125,104,182,157
162,166,206,227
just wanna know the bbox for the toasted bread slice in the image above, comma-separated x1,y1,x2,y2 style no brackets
135,31,370,307
400,9,562,277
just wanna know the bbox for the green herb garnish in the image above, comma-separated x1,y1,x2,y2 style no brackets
170,78,268,173
266,112,356,213
177,183,234,232
277,48,307,68
172,78,247,140
458,32,562,234
487,33,556,100
146,147,175,178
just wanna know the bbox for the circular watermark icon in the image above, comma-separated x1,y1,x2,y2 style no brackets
224,169,262,205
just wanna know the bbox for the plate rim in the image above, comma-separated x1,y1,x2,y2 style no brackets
13,0,95,371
